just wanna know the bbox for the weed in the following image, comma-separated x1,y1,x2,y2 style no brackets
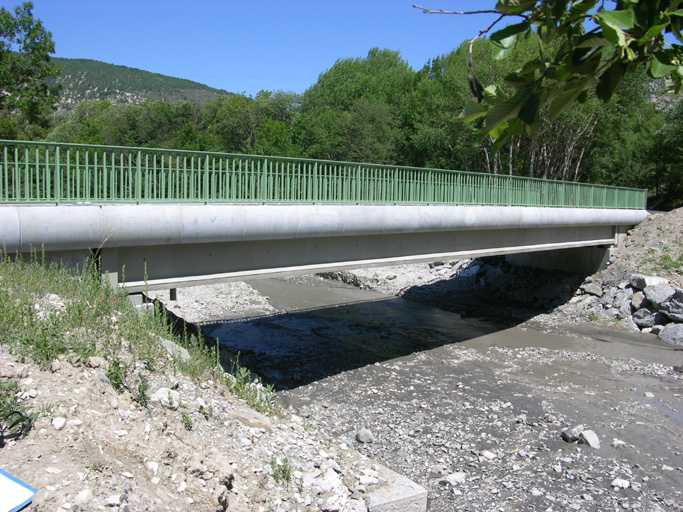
0,379,26,419
224,354,282,417
587,312,599,322
659,252,683,272
180,411,192,431
106,357,126,394
270,456,292,485
198,405,212,420
135,375,149,407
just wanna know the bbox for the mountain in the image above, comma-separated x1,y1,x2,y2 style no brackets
51,57,232,110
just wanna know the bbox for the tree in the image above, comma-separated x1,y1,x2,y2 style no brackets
0,2,60,136
296,48,414,163
415,1,683,152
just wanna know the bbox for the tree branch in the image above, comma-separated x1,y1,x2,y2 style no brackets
412,5,500,15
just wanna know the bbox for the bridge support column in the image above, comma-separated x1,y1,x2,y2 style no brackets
100,248,119,289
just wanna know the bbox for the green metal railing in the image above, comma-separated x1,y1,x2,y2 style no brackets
0,140,647,209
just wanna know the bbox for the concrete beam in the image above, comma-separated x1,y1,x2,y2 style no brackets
0,203,648,252
107,224,619,292
0,203,647,291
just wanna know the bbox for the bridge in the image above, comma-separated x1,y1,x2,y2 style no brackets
0,140,648,293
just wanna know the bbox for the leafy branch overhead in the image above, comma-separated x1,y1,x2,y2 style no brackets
415,1,683,152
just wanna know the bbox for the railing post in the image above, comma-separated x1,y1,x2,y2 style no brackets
55,146,61,205
136,150,142,204
204,155,209,204
261,158,268,203
356,165,361,204
313,162,318,204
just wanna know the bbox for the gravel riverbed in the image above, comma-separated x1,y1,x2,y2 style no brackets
148,267,682,512
139,209,683,511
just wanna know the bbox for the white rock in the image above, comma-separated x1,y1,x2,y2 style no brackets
644,392,655,398
611,478,630,489
150,388,180,410
52,417,67,430
579,430,600,449
611,438,627,449
445,472,467,485
45,467,62,474
73,489,93,506
146,461,159,475
481,450,497,460
104,495,121,506
355,428,374,443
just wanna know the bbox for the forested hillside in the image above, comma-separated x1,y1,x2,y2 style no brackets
51,58,231,110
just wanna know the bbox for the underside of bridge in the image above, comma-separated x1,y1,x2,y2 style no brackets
0,203,647,292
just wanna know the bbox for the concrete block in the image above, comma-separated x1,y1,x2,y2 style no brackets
367,465,427,512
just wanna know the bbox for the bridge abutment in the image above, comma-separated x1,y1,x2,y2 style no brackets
505,225,629,274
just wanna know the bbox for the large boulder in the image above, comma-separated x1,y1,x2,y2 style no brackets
659,323,683,347
659,299,683,322
643,285,676,308
632,308,665,328
631,291,648,310
581,282,603,297
630,275,670,290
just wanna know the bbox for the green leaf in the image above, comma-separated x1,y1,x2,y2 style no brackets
507,118,527,136
568,0,598,20
596,61,625,101
560,46,603,75
548,77,592,120
489,122,508,140
519,59,541,75
491,132,510,154
575,34,611,48
495,0,537,16
483,93,526,134
460,100,489,123
638,23,668,43
599,22,627,46
595,9,635,30
491,22,530,60
523,115,541,138
518,93,540,125
482,85,502,103
650,52,678,78
504,72,532,89
671,18,683,44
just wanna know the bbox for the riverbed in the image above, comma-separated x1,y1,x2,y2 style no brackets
157,275,683,512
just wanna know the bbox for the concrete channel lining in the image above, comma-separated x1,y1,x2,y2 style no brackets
367,465,428,512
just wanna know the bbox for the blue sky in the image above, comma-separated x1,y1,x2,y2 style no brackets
6,0,501,97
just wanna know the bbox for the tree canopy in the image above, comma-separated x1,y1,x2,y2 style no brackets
416,1,683,152
0,1,60,137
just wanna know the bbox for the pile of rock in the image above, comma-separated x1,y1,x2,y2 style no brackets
575,274,683,346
